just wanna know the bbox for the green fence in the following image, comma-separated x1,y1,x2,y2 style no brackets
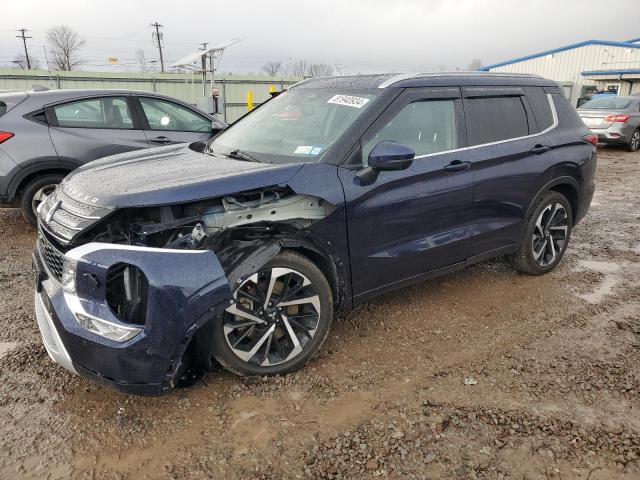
0,69,301,123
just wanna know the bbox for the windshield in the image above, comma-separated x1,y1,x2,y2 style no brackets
209,88,380,163
579,97,632,110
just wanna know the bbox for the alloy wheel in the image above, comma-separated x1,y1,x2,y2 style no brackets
31,184,57,216
631,131,640,151
531,202,569,267
223,267,321,366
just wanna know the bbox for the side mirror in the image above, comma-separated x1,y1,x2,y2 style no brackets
188,141,208,153
368,141,415,171
356,141,415,185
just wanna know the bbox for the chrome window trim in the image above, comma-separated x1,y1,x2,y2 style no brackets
411,93,558,160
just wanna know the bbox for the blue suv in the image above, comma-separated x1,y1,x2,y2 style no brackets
33,73,597,394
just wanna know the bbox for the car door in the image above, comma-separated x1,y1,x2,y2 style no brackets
462,87,556,256
134,96,215,146
48,95,150,164
338,87,474,302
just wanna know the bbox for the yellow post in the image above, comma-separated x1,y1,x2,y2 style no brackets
247,90,254,111
269,85,276,94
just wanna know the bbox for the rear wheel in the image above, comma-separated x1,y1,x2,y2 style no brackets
510,191,572,275
212,251,333,376
627,129,640,152
20,174,65,227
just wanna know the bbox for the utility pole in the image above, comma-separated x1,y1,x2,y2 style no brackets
16,28,32,70
200,42,208,97
151,22,165,73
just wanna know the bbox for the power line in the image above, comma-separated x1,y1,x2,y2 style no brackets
16,28,32,69
151,22,164,73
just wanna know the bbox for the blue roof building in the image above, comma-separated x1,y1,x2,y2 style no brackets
480,37,640,106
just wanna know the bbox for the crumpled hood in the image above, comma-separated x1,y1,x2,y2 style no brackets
63,144,304,207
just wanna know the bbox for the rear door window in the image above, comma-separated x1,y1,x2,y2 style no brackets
53,97,135,129
465,96,529,145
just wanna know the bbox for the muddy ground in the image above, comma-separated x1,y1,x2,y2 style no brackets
0,148,639,480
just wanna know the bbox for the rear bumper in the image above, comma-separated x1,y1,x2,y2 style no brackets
590,124,635,145
33,239,231,395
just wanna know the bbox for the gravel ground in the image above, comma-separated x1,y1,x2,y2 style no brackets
0,148,639,479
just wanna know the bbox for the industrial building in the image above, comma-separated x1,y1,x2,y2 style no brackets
480,37,640,106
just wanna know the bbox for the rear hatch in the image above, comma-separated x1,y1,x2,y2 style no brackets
0,92,28,119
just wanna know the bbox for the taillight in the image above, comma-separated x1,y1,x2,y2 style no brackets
583,133,598,146
605,114,630,123
0,131,13,144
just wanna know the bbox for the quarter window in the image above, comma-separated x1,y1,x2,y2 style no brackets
139,98,212,133
465,96,529,146
54,97,134,129
363,99,457,161
524,87,554,132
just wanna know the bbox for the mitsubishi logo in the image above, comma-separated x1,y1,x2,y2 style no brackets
45,200,61,223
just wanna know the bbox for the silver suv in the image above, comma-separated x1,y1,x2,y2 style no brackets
0,89,226,225
577,95,640,152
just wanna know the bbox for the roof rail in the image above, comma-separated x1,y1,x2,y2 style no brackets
378,71,543,88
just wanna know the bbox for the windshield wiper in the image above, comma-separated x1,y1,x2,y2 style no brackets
226,149,262,163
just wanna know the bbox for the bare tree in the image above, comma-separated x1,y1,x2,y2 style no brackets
261,60,282,76
287,60,309,77
135,49,149,73
306,63,334,77
467,58,483,71
46,25,85,71
12,53,41,70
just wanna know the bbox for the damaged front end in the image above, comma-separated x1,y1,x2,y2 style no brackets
33,185,335,393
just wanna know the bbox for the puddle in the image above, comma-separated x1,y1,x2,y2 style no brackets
0,342,18,359
577,260,621,304
579,260,620,275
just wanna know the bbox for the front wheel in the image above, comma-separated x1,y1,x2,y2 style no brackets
627,129,640,152
510,191,573,275
20,174,65,227
212,251,334,376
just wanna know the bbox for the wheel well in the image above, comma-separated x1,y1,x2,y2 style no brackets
14,169,70,198
549,183,579,223
283,245,341,308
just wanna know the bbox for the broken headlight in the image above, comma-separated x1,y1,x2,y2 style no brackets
106,263,149,326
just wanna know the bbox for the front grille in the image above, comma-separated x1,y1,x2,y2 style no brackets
38,187,114,245
38,232,65,281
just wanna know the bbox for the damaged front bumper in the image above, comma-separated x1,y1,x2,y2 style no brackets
33,235,231,395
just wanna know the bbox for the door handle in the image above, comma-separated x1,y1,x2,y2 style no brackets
149,136,172,144
443,160,471,173
529,144,550,155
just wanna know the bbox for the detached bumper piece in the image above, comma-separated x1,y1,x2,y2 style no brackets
33,241,231,394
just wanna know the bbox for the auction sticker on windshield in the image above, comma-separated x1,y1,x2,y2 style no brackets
327,95,370,108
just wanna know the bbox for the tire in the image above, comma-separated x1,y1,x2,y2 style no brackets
510,191,573,275
212,250,334,376
19,174,65,227
627,129,640,152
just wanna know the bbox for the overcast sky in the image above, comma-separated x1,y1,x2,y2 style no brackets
2,0,639,75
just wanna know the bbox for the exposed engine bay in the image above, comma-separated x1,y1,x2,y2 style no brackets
73,187,334,253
